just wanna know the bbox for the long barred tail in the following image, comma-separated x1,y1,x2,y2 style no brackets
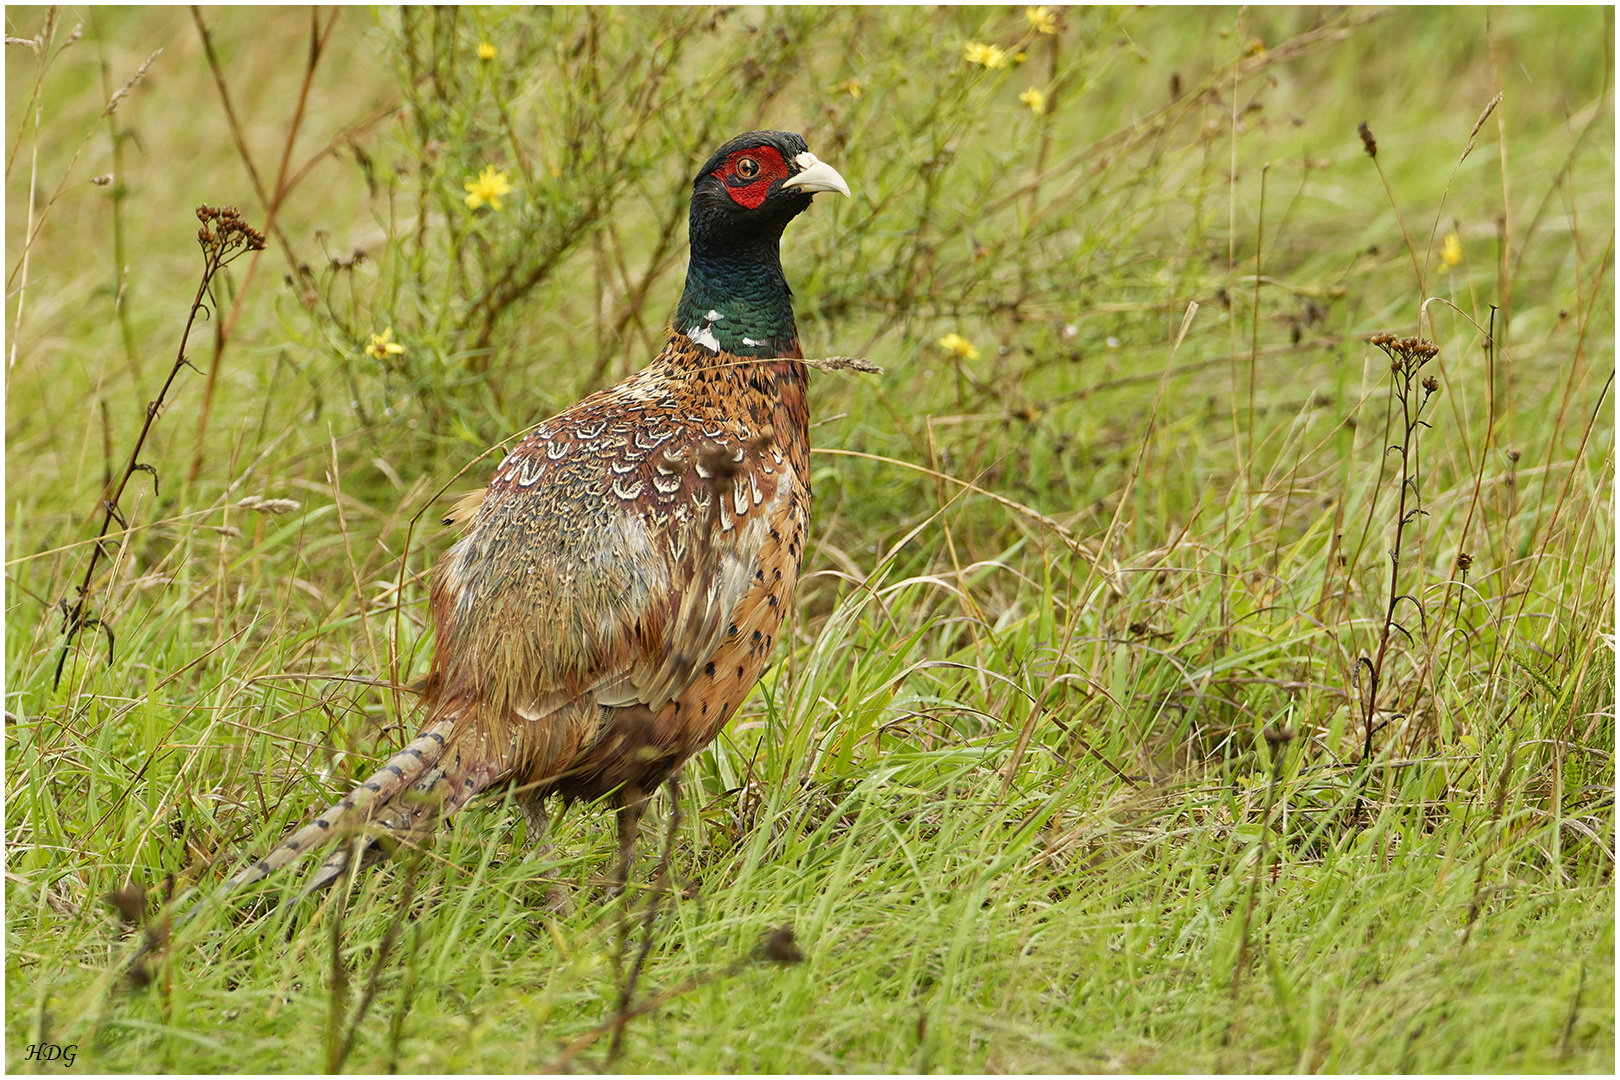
219,718,458,898
294,723,498,894
128,717,471,976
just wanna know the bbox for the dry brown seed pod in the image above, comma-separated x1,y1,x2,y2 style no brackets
1358,120,1377,157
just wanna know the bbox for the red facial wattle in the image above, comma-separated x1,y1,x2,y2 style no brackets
714,146,791,210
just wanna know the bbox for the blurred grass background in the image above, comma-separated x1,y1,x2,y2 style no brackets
6,5,1613,1072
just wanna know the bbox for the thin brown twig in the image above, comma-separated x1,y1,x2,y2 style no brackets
53,207,266,689
1228,727,1293,1041
335,848,422,1070
546,923,802,1076
1247,163,1270,488
812,447,1081,551
190,6,296,265
188,6,343,480
984,10,1382,229
1355,334,1440,766
1461,743,1516,945
7,45,155,293
608,777,682,1064
8,25,153,378
1489,365,1615,695
1510,229,1615,575
4,7,61,182
324,834,362,1074
1360,121,1426,300
1485,10,1516,448
328,429,383,675
1420,93,1502,297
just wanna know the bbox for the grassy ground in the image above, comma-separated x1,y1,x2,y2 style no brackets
6,6,1614,1073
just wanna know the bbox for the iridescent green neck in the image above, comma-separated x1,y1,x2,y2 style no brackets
673,235,799,358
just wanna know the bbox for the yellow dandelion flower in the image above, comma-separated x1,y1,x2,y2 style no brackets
1026,6,1058,34
1440,231,1463,269
476,41,496,61
964,42,1010,69
463,165,513,210
1019,87,1047,115
364,327,406,360
938,332,981,361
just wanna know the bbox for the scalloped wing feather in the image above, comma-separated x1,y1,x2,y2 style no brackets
425,340,806,794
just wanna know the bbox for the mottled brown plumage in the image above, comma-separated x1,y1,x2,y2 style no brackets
223,131,847,899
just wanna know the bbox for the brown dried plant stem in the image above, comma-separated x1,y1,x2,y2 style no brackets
1027,13,1060,217
52,206,266,689
1356,334,1440,764
609,776,683,1065
1247,163,1270,487
1357,120,1425,299
1227,727,1293,1048
187,6,342,480
91,11,140,377
1461,744,1516,945
331,847,422,1072
325,842,356,1075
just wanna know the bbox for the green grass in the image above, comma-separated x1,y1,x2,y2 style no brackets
6,5,1613,1073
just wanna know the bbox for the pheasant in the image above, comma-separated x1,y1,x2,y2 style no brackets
225,131,849,900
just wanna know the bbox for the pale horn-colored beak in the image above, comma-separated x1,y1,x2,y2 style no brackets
782,151,851,197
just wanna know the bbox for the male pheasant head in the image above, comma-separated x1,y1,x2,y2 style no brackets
677,131,849,359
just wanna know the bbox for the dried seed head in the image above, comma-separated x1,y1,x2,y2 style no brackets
1358,120,1377,158
1369,331,1440,375
104,883,146,927
1263,725,1295,748
194,204,267,258
697,441,745,492
757,925,803,964
1456,552,1474,573
238,495,301,515
103,48,160,117
1422,375,1439,393
747,424,776,459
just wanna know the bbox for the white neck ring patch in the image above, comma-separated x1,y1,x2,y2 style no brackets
688,324,721,352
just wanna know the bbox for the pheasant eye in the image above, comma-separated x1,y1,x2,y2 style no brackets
736,157,760,180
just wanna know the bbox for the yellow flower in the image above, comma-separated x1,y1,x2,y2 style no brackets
840,78,863,100
476,41,496,61
964,42,1010,69
1026,6,1057,34
1440,231,1463,269
1019,87,1047,115
937,332,980,361
463,165,513,210
364,327,406,360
